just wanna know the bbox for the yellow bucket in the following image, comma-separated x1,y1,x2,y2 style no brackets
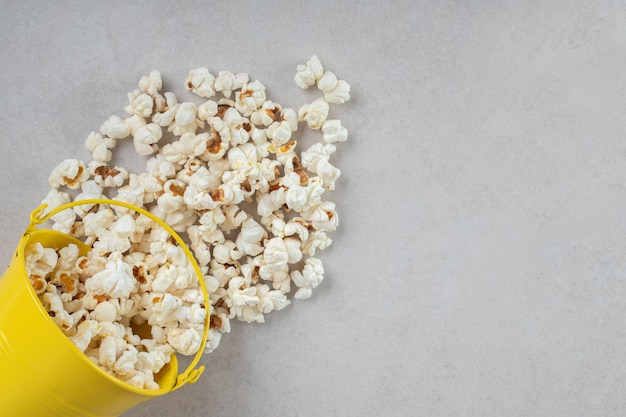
0,199,210,416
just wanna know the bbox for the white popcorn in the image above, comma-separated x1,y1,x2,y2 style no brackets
125,115,147,135
222,107,249,146
152,92,179,127
256,283,290,313
133,123,162,156
70,320,102,352
322,119,348,144
317,71,338,93
250,100,281,127
298,98,329,130
99,336,120,368
266,120,292,146
125,90,155,118
283,219,310,242
235,80,266,116
282,173,324,212
302,200,339,232
291,257,324,300
89,162,129,188
301,143,341,190
100,115,130,139
256,188,286,217
42,286,74,329
212,240,243,265
214,71,249,98
324,79,351,104
166,327,202,356
41,189,76,234
73,180,105,217
83,208,115,238
114,347,139,376
146,153,177,181
170,103,204,137
294,55,323,89
197,100,218,121
259,237,289,280
138,70,163,96
85,131,116,163
38,57,352,381
175,102,198,126
186,67,216,98
235,218,267,256
86,257,136,299
92,300,118,322
150,293,182,327
41,188,71,215
281,108,299,132
162,132,208,165
48,159,90,190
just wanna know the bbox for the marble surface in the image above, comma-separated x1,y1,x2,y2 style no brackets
2,1,626,416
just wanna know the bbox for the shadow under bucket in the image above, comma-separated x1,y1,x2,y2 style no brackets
0,199,210,416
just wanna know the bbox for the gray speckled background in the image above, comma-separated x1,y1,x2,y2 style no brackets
2,1,626,416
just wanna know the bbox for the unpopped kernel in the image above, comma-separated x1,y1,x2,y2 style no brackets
41,55,351,366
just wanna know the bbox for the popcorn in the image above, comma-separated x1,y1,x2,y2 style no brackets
125,90,155,118
294,55,323,89
298,98,329,130
185,67,216,98
323,79,351,104
90,162,129,188
316,71,351,104
301,143,341,190
322,119,348,144
85,132,116,163
35,56,352,379
235,218,267,256
214,71,248,99
48,159,90,190
138,70,163,97
133,123,162,156
26,212,207,389
86,256,136,299
291,257,324,300
235,80,266,116
100,115,131,139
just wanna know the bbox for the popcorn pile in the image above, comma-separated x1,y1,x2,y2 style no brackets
35,55,350,383
25,216,205,389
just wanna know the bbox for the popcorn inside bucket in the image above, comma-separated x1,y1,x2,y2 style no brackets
26,205,207,390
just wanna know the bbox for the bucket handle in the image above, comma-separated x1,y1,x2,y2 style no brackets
29,198,210,391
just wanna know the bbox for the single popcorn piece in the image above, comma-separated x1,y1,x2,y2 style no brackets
48,159,90,190
298,98,329,130
323,79,351,104
100,115,131,139
214,71,249,98
138,70,163,96
133,123,163,156
86,256,136,299
85,131,117,163
322,119,348,144
294,55,324,89
125,90,155,118
235,80,266,116
186,67,216,98
291,257,325,300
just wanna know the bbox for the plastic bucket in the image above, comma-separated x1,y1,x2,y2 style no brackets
0,199,210,416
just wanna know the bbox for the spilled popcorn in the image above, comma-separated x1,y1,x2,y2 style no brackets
34,55,351,387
